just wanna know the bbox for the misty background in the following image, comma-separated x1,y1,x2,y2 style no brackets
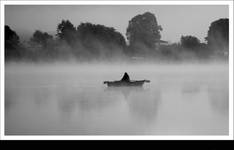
5,5,229,62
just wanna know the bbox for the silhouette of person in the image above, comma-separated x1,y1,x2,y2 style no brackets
121,72,130,82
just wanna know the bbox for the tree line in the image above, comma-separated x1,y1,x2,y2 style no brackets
5,12,229,62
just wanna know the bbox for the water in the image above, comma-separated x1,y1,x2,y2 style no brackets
5,63,229,135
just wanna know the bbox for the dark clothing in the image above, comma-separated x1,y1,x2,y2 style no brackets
121,72,130,82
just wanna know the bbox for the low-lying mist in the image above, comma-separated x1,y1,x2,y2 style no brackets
5,61,228,135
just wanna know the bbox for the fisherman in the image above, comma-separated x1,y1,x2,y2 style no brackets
121,72,130,82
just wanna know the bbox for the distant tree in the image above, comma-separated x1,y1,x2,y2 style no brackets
77,22,126,58
126,12,162,53
180,35,210,59
159,43,181,60
180,35,201,49
28,30,57,60
206,18,229,52
56,20,77,47
30,30,53,49
5,25,21,59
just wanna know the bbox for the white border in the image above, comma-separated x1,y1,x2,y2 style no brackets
0,0,233,5
0,0,233,140
228,0,233,141
0,0,5,141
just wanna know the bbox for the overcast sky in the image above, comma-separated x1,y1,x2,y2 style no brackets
5,5,228,43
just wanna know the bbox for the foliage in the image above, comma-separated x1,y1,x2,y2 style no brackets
30,30,53,48
28,30,57,60
180,35,210,59
180,35,201,50
4,13,229,62
206,18,229,51
126,12,162,52
56,20,77,47
77,22,126,58
5,25,21,59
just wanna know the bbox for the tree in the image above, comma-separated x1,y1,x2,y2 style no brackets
206,18,229,52
126,12,162,53
180,35,210,59
5,25,21,59
56,20,77,47
30,30,53,49
180,35,201,49
77,22,126,58
29,30,56,60
159,43,181,61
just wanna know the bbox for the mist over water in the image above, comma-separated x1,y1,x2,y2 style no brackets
5,62,229,135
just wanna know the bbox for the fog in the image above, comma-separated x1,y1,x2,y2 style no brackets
4,62,229,135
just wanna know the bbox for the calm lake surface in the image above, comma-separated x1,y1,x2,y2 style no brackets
5,63,229,135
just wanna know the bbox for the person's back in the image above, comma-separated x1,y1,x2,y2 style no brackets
121,72,130,82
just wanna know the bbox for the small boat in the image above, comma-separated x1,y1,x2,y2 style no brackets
104,80,150,87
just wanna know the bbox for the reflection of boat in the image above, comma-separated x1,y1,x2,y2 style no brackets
105,86,144,98
103,80,150,87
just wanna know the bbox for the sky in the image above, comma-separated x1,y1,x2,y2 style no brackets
5,5,228,43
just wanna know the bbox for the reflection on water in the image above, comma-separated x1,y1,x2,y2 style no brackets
104,86,144,99
5,63,229,135
5,88,16,111
105,87,161,123
33,87,52,108
208,85,229,114
182,83,201,94
127,88,160,122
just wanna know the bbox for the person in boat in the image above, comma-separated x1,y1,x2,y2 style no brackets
121,72,130,82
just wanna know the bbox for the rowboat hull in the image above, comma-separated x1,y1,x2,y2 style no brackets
104,80,149,87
